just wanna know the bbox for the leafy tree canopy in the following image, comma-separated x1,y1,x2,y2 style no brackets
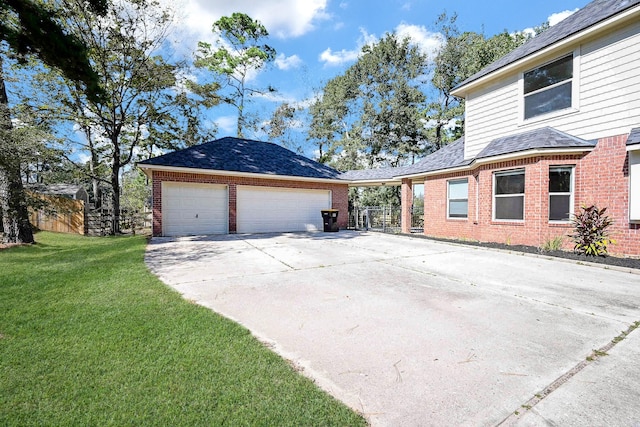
195,12,276,138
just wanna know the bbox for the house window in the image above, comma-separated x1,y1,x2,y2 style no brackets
549,166,574,221
493,170,525,221
448,179,468,219
524,54,573,120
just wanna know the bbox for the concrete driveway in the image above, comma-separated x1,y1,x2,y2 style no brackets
145,231,640,426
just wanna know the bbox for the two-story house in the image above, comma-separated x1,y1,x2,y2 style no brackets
388,0,640,256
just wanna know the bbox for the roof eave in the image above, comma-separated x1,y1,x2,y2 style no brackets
136,163,348,184
346,178,402,187
394,146,595,179
628,144,640,152
451,5,640,98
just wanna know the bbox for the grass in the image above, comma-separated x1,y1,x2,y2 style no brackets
0,232,366,426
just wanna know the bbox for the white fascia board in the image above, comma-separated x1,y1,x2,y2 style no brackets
473,147,595,165
627,144,640,152
394,165,471,180
452,6,640,98
347,178,402,187
136,164,349,185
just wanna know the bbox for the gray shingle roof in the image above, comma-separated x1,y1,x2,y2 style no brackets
28,183,87,198
138,137,342,180
476,127,596,159
397,137,471,176
338,168,402,181
456,0,640,91
627,127,640,146
341,128,596,181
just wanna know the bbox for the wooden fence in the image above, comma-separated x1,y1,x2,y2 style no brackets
29,196,152,236
29,197,86,235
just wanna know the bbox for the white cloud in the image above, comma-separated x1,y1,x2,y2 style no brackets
215,115,236,134
275,53,303,70
318,24,442,68
170,0,329,46
319,28,378,66
395,23,444,58
548,8,579,26
520,8,579,36
319,47,360,66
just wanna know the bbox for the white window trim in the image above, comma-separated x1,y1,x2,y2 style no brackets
549,166,575,223
447,178,469,220
629,150,640,222
518,48,580,125
474,174,480,223
493,169,525,222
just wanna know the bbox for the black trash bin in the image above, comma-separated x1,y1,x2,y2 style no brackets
321,209,339,232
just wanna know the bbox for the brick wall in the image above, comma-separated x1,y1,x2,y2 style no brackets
151,170,349,236
423,133,640,256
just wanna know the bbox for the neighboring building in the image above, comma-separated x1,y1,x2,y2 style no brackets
138,137,349,236
384,0,640,256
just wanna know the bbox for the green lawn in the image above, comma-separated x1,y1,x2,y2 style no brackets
0,232,366,426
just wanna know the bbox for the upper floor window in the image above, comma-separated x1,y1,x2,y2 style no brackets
523,54,573,120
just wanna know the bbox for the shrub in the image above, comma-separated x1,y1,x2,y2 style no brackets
569,205,615,256
540,235,564,252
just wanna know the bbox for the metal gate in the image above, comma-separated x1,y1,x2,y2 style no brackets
348,206,423,233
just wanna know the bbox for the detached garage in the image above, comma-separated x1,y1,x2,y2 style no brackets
138,137,349,237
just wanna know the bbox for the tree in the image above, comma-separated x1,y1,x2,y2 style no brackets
21,0,218,233
261,102,303,152
195,12,276,138
427,13,530,149
1,0,107,100
309,33,429,171
0,57,33,243
0,0,106,243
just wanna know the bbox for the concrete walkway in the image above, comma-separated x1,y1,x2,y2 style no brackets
145,231,640,426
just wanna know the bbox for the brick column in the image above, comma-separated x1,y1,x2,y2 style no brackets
152,174,162,236
228,184,237,233
401,178,413,234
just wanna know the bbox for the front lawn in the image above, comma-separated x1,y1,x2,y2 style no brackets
0,232,366,426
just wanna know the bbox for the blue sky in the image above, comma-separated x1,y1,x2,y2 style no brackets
170,0,589,141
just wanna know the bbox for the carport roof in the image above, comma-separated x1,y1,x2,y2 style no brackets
138,137,343,180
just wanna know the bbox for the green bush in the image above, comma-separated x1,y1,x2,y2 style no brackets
540,235,564,252
569,205,615,256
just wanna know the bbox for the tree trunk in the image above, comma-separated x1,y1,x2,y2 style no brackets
111,136,121,234
0,57,34,244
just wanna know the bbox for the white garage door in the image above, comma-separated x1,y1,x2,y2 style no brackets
237,186,331,233
162,182,228,236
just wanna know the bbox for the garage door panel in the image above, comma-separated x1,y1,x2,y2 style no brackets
162,182,228,236
237,186,331,233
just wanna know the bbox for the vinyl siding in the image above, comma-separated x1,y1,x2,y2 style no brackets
464,19,640,159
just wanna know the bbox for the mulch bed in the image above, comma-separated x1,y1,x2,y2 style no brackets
407,234,640,271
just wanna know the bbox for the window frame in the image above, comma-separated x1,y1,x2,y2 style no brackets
493,169,525,222
447,178,469,219
520,50,580,123
548,166,575,223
